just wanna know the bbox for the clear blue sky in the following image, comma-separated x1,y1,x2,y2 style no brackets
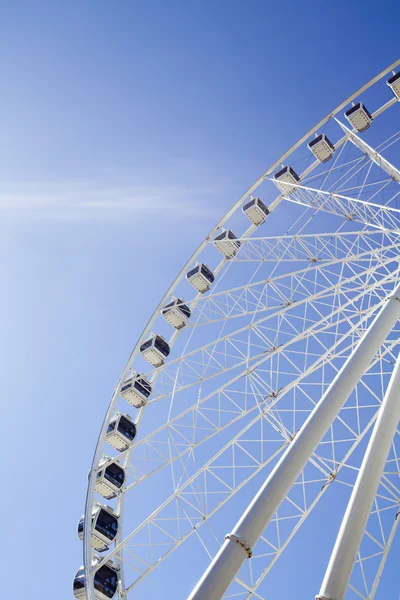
1,1,399,599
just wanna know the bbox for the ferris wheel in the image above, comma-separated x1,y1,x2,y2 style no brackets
73,59,400,600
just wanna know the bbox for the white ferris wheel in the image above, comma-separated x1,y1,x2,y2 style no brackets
74,59,400,600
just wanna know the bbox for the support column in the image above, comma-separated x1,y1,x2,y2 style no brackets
316,350,400,600
188,283,400,600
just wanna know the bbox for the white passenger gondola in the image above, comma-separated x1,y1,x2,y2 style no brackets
95,458,125,499
242,197,270,225
162,298,191,329
387,72,400,100
105,413,136,451
344,102,373,132
186,263,215,293
214,229,241,259
78,503,118,552
120,373,152,408
140,334,170,367
308,133,335,163
73,560,118,600
273,165,300,193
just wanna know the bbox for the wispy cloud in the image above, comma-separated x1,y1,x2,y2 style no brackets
0,181,225,221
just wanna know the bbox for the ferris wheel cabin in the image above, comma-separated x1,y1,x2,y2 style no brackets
214,229,241,259
120,373,152,408
78,503,119,552
273,165,300,193
140,334,170,367
105,413,136,451
308,133,335,163
242,197,270,225
186,263,215,293
344,102,373,132
387,71,400,100
95,459,125,499
73,562,118,600
162,298,191,329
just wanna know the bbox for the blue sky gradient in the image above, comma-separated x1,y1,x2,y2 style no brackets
1,1,400,598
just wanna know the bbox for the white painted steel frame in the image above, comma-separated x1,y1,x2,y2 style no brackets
97,319,400,597
99,264,400,547
82,59,400,600
96,266,400,593
316,351,400,600
119,330,400,596
134,250,400,408
187,283,400,600
98,247,400,482
104,343,399,597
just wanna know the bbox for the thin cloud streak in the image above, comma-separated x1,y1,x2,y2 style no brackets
0,181,225,221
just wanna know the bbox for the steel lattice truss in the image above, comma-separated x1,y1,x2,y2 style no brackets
81,61,400,600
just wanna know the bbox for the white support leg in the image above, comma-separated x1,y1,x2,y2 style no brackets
187,282,400,600
316,351,400,600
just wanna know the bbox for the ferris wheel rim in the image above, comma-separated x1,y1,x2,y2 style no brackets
81,58,400,600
